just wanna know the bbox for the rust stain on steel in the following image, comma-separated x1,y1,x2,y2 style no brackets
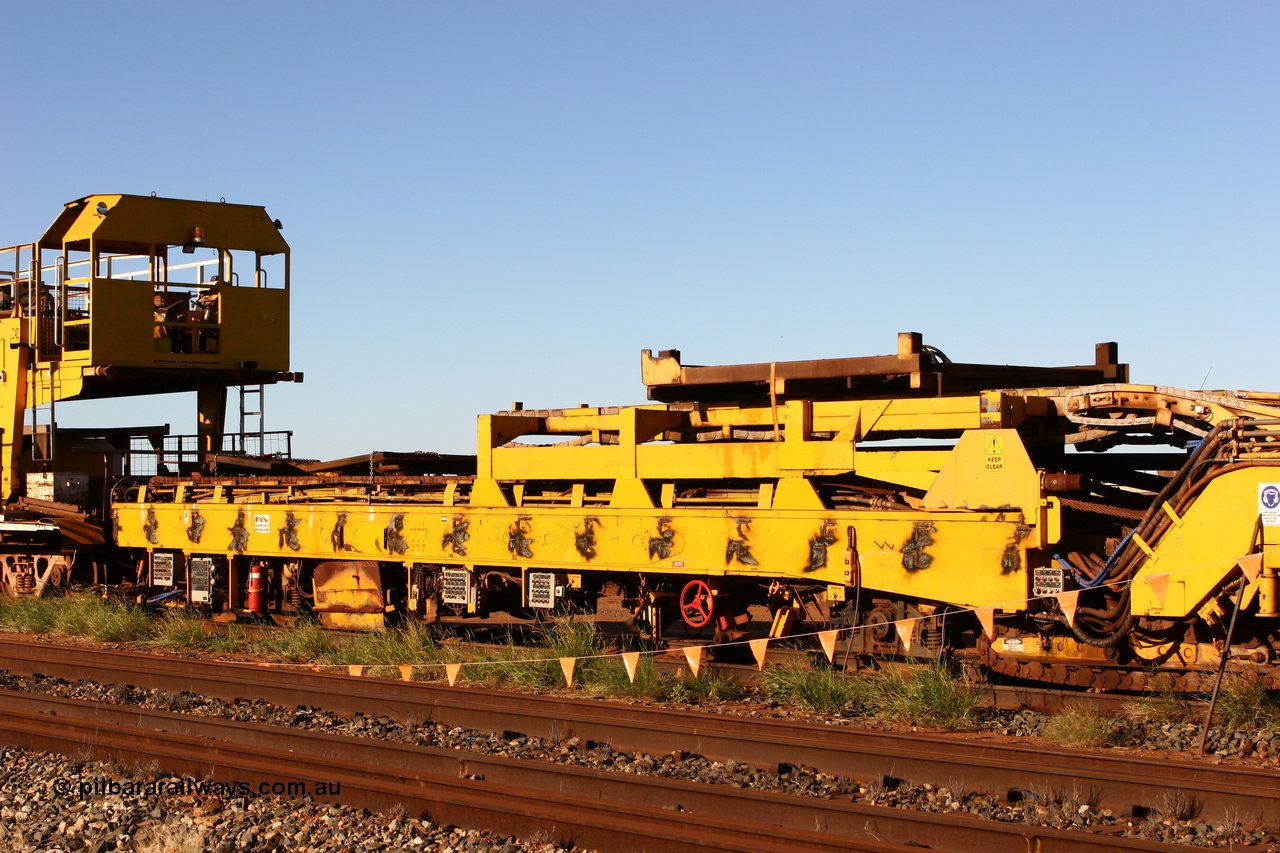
648,517,675,560
330,512,348,551
278,511,301,551
805,520,838,573
507,516,533,559
384,514,408,555
186,508,205,544
574,516,600,561
228,509,249,552
901,521,936,572
143,507,159,545
725,517,758,566
1001,522,1032,575
442,515,470,556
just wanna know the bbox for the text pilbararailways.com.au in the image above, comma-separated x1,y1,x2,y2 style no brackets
52,776,342,799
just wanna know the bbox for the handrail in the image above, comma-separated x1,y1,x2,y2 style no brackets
53,255,64,347
106,257,218,280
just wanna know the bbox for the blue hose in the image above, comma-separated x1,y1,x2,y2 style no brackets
1055,528,1135,589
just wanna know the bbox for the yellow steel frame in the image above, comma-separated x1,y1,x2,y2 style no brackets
110,333,1280,635
0,194,290,498
116,499,1039,611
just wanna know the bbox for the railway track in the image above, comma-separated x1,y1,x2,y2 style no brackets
0,638,1271,832
0,685,1224,853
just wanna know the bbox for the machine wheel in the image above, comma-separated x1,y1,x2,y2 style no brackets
679,579,714,629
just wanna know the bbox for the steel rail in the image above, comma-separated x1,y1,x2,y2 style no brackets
0,638,1273,825
0,688,1190,853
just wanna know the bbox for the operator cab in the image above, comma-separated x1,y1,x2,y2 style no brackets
26,194,290,372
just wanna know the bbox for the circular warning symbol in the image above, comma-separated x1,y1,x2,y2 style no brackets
1262,484,1280,512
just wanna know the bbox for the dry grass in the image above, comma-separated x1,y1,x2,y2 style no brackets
1043,702,1114,748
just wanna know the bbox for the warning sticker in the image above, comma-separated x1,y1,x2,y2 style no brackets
253,513,270,534
1261,484,1280,527
985,435,1004,470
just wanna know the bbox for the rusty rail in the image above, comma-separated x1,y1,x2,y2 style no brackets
0,638,1272,827
0,687,1190,853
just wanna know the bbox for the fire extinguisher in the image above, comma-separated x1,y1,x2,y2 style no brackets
246,562,266,614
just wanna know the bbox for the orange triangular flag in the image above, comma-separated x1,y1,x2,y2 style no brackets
749,638,769,670
559,657,577,687
1145,572,1170,606
682,645,703,677
894,620,914,652
974,606,996,640
398,665,413,682
445,662,462,686
621,651,640,683
1056,590,1080,625
818,630,839,663
347,665,363,678
1239,554,1263,584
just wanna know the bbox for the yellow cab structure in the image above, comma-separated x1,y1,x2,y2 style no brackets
113,322,1280,691
0,194,297,597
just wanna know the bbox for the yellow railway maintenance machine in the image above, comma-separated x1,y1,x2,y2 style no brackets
116,331,1280,690
0,194,297,597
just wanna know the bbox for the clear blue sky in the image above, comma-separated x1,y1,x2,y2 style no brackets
3,3,1276,459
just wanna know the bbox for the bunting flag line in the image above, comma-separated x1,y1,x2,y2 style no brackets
1239,553,1263,584
1144,572,1170,606
818,630,839,663
1055,590,1080,625
220,546,1280,686
683,645,703,677
894,619,914,652
974,606,996,640
621,651,640,683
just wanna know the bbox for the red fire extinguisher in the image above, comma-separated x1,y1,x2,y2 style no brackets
246,562,267,614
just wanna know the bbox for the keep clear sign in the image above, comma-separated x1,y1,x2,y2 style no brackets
1261,484,1280,527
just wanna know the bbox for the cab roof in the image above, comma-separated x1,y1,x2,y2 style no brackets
40,194,288,256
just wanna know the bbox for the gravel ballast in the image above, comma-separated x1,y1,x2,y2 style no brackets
0,670,1276,849
0,745,571,853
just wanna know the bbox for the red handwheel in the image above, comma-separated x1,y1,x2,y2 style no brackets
679,579,714,628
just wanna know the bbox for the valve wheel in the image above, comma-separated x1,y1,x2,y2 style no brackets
679,579,714,629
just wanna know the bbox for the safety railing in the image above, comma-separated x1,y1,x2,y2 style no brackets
126,430,294,477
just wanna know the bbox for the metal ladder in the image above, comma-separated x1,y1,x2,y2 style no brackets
28,254,57,464
238,385,265,456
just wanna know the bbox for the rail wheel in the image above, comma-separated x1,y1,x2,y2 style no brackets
679,579,714,629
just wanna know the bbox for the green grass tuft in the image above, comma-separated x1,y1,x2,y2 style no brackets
1124,674,1195,725
763,664,868,714
1213,673,1280,731
871,663,981,730
1044,702,1114,748
254,619,335,662
0,597,61,633
151,611,211,649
